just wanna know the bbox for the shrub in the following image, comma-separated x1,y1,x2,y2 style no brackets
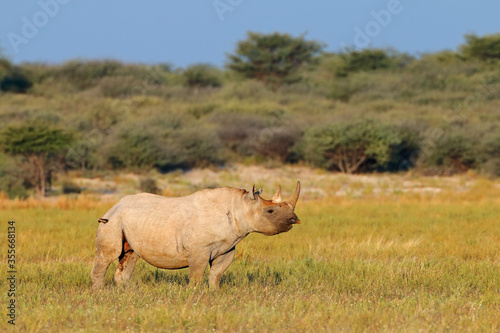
328,76,366,102
66,135,101,172
0,154,29,199
0,176,29,199
337,49,391,76
220,80,270,101
420,131,481,174
183,64,222,89
0,68,33,93
399,53,481,98
160,126,225,170
104,127,165,170
56,59,124,90
0,58,13,80
386,125,422,172
99,75,142,98
187,104,217,119
83,100,125,133
482,129,500,157
139,177,160,194
480,129,500,176
62,180,82,194
336,48,413,77
103,121,225,172
303,120,401,173
252,126,303,162
211,112,267,155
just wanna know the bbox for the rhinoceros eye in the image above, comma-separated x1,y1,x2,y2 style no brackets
266,208,275,214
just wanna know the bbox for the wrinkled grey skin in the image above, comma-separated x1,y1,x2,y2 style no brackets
91,182,301,290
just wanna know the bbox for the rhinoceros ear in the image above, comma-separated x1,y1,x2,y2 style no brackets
272,185,281,203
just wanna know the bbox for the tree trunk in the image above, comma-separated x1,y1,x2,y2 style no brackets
333,149,367,174
29,154,46,197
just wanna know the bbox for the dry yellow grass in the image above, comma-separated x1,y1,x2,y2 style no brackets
0,174,499,332
0,192,110,210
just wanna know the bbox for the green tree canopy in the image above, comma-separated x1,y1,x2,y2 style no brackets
460,33,500,61
227,32,324,89
304,120,401,174
1,124,73,196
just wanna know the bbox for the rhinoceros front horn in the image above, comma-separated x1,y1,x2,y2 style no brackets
290,181,301,208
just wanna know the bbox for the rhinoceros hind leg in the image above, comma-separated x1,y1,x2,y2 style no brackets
114,249,140,286
209,248,235,289
91,226,123,290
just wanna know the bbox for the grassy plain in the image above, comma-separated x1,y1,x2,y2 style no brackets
1,173,499,332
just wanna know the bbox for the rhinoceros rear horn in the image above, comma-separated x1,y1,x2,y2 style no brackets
290,181,301,208
272,185,282,203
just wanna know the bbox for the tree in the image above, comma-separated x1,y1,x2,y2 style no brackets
227,32,323,89
460,33,500,61
304,120,400,174
1,124,73,196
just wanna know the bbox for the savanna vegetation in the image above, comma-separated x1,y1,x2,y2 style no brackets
0,32,500,198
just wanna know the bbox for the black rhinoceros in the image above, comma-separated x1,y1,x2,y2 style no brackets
91,182,301,290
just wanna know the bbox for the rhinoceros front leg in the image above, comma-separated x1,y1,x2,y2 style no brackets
91,258,115,291
208,247,235,289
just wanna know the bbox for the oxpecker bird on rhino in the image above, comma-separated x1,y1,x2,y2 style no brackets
91,182,301,290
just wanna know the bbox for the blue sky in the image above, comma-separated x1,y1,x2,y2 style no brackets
1,1,499,68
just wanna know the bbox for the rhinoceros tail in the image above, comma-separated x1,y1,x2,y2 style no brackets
97,218,109,223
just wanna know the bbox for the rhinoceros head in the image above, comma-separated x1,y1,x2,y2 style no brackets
244,181,301,236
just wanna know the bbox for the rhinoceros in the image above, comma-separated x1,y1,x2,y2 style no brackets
90,182,301,290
